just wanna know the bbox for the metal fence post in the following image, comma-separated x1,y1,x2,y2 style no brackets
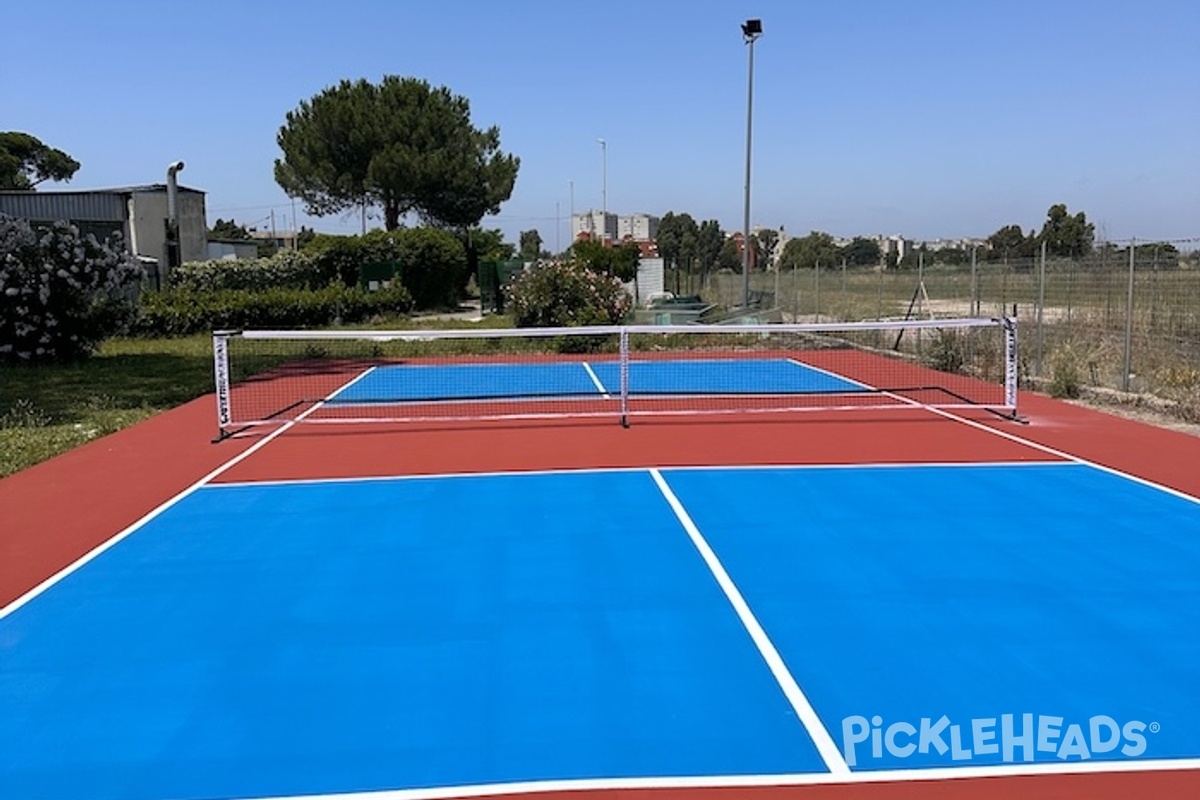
877,263,883,320
1036,240,1046,378
1123,239,1136,392
814,260,821,322
840,258,847,322
970,246,978,316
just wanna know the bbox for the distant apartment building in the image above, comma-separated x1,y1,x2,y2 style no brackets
873,234,914,263
571,210,617,244
571,211,662,248
617,213,659,242
922,237,987,252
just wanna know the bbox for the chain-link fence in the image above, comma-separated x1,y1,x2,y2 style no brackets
697,245,1200,421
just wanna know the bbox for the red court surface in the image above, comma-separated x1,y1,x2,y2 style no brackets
2,386,1198,800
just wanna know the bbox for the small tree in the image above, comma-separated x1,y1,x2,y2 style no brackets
572,239,639,283
0,216,144,362
718,237,742,271
778,231,839,271
275,76,519,231
1038,203,1094,257
518,229,542,262
986,224,1036,261
842,237,882,267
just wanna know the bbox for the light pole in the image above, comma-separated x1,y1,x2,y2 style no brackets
741,18,762,309
598,138,607,245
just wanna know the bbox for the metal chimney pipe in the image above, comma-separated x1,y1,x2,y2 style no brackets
166,161,185,223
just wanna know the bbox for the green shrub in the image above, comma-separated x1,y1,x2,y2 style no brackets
1048,343,1086,398
135,284,413,336
394,227,466,309
304,230,402,287
924,329,967,374
299,228,465,308
0,215,144,363
170,250,325,292
506,260,632,328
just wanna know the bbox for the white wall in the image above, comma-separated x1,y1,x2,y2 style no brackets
206,240,258,260
128,189,207,284
623,257,665,306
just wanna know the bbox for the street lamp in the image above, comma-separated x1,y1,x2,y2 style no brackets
741,18,762,309
597,138,607,245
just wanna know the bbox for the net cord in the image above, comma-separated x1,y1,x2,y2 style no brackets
227,317,1005,342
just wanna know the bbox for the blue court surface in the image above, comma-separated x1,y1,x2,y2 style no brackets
2,463,1199,799
327,358,865,403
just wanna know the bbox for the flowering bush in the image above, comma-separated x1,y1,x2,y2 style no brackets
505,260,632,328
0,215,144,363
169,250,325,292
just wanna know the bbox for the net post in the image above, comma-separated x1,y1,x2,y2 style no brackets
1002,315,1023,421
212,330,234,442
619,326,630,428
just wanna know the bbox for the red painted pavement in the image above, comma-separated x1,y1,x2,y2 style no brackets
0,395,260,608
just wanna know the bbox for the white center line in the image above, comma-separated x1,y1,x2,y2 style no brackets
647,467,851,775
581,362,611,399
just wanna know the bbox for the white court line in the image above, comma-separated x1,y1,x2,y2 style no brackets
319,365,378,404
227,756,1200,799
580,362,610,398
822,362,1200,506
209,459,1069,490
786,357,877,392
648,468,851,775
1,370,370,620
916,403,1200,506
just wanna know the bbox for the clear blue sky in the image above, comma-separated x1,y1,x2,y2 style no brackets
3,0,1197,249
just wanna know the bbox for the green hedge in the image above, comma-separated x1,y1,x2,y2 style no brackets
303,228,466,308
174,228,467,310
170,250,326,292
135,284,413,336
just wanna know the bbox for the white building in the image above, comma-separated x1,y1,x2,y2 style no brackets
617,213,660,242
751,225,790,269
571,210,617,244
622,257,665,306
873,234,914,263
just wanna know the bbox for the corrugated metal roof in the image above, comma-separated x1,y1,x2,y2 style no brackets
0,191,126,222
0,185,205,223
85,183,204,194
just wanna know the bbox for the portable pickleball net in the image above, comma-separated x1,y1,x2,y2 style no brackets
211,317,1019,438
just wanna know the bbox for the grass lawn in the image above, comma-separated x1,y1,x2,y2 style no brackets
0,335,218,478
0,313,510,479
